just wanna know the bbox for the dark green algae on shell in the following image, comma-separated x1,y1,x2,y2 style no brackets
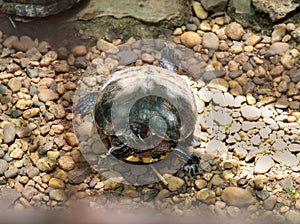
0,0,80,17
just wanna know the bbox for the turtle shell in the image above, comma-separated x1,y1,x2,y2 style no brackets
94,65,197,164
0,0,80,17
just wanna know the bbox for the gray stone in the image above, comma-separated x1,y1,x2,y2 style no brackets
49,189,67,201
26,167,40,178
221,187,256,207
202,33,219,50
263,195,277,210
275,97,290,109
201,0,228,12
0,188,21,209
117,50,138,65
291,27,300,43
68,167,90,184
196,188,216,204
254,155,274,174
286,210,300,224
202,70,226,82
273,151,299,166
165,175,185,192
0,160,8,175
3,123,16,144
4,166,18,178
7,77,22,92
290,69,300,83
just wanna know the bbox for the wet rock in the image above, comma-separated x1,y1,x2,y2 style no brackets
72,45,87,56
221,187,256,207
97,39,119,54
263,195,277,210
200,0,228,12
54,60,69,73
3,123,16,144
286,210,300,224
196,188,216,204
12,36,37,52
202,33,219,50
225,22,245,40
195,179,208,190
68,167,90,184
180,32,201,48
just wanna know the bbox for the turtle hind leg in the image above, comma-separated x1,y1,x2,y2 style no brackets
106,143,133,159
173,147,201,176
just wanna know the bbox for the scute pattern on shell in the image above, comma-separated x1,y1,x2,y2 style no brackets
94,65,197,155
0,0,80,17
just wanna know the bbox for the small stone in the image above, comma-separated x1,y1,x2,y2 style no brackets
207,78,229,92
289,143,300,153
36,157,56,172
206,140,228,157
273,152,299,166
3,123,16,144
180,32,201,48
225,22,245,40
72,45,87,56
165,175,185,192
48,104,66,119
267,42,290,55
259,127,271,139
7,77,22,92
10,148,24,159
96,39,119,54
241,106,261,121
202,33,219,50
245,34,261,46
54,60,69,73
192,1,208,19
201,0,228,12
275,97,290,109
4,166,18,178
26,167,40,178
272,24,286,42
0,160,8,175
40,51,58,66
196,188,216,204
286,210,300,224
221,187,256,207
195,179,208,190
22,186,38,201
64,133,78,147
254,175,268,190
38,89,59,102
254,155,274,174
49,178,65,189
58,155,75,171
0,188,21,209
68,167,90,184
141,53,154,63
263,195,277,210
49,189,67,201
272,139,287,151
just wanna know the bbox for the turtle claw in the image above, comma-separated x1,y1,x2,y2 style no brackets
183,163,200,176
173,148,200,176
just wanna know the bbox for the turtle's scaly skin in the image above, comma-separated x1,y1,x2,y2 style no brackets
0,0,80,17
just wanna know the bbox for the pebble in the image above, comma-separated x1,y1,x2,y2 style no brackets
195,179,208,190
22,186,38,201
96,39,119,54
225,22,245,40
263,195,277,210
0,160,8,175
207,78,229,92
4,166,18,178
273,152,299,166
72,45,87,56
49,178,65,189
58,155,75,171
221,187,256,207
196,188,216,204
7,77,22,92
49,189,67,201
180,32,201,48
38,89,59,102
202,33,219,50
165,175,185,192
245,34,261,46
254,155,274,174
192,1,208,19
3,123,16,144
10,148,24,159
241,106,261,121
36,157,56,172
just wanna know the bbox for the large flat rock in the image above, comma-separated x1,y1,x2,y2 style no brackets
76,0,183,23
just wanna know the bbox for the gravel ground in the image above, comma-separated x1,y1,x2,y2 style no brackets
0,5,300,224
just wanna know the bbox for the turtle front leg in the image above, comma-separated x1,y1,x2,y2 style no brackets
107,136,134,159
173,147,201,176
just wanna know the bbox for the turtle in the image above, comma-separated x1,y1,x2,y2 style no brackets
0,0,80,18
75,46,201,175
